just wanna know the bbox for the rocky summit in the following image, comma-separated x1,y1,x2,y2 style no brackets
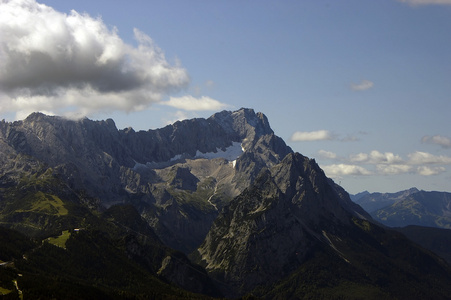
1,108,451,299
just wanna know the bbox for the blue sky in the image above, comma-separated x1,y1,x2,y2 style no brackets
1,0,451,193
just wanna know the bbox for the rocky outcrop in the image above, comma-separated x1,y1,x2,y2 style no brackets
104,204,221,297
0,108,292,253
194,152,371,297
168,167,199,191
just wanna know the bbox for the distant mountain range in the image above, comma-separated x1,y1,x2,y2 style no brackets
1,109,451,299
351,188,451,229
351,188,451,265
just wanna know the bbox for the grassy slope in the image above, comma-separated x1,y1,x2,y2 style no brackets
0,223,215,300
0,169,80,237
0,164,217,299
47,230,71,248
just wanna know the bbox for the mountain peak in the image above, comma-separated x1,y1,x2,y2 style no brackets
407,187,420,194
23,112,66,125
24,111,47,121
209,108,273,140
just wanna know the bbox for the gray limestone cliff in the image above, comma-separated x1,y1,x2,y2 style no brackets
194,152,370,296
0,108,292,253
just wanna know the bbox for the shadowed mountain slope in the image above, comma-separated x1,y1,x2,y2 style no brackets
1,109,451,299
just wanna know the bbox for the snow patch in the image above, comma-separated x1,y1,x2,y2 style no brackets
132,162,149,171
132,142,245,170
170,154,183,162
231,160,237,168
195,142,244,161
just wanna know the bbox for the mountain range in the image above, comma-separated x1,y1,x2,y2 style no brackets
1,108,451,299
352,188,451,229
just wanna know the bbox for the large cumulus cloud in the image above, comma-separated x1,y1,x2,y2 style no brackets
0,0,190,118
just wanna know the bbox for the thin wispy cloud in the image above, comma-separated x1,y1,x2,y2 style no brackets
161,95,229,111
350,80,374,91
341,134,361,142
0,0,190,119
322,164,372,176
205,80,215,87
291,130,334,142
421,135,451,149
397,0,451,6
291,130,362,142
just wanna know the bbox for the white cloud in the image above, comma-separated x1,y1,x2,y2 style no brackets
421,135,451,149
318,150,337,160
322,164,372,176
0,0,189,118
291,130,334,142
318,149,451,167
350,80,374,91
397,0,451,6
317,148,451,179
375,164,446,176
376,164,413,175
161,95,229,111
407,151,451,165
290,130,362,143
350,150,404,165
323,161,445,177
417,166,446,176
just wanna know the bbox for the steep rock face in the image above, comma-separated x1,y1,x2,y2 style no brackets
210,109,272,145
119,108,280,165
132,109,292,253
121,117,236,163
0,113,131,203
0,108,292,253
168,167,199,191
103,204,221,297
1,109,289,202
195,152,370,296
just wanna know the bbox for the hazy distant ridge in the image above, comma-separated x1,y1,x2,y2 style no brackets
352,188,451,229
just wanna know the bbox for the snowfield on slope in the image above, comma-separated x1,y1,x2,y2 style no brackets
133,142,245,170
